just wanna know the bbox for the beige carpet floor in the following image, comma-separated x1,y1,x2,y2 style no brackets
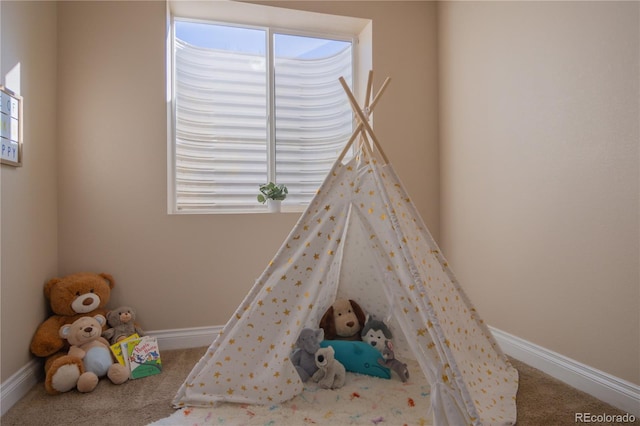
1,346,636,426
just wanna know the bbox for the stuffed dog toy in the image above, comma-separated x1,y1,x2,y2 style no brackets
361,315,393,351
319,299,366,341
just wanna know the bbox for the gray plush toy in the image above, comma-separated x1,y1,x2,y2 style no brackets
291,328,324,382
378,340,409,382
102,306,144,345
361,315,393,351
311,346,346,389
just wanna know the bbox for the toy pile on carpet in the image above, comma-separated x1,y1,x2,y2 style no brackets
150,356,431,425
292,299,410,388
153,298,429,425
29,272,160,395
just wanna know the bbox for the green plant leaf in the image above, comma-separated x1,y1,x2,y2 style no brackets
257,182,287,203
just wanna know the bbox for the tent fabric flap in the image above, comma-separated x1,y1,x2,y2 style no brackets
173,71,518,424
172,145,518,425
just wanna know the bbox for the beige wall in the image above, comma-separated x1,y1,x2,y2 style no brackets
438,1,639,384
1,1,58,382
3,0,637,391
56,1,438,332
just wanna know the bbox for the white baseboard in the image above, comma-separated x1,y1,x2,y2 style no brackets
0,358,41,417
149,325,222,351
490,326,640,417
2,325,637,418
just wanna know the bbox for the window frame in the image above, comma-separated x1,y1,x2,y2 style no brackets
168,15,360,215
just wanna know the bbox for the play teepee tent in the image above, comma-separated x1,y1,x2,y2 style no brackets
173,72,519,425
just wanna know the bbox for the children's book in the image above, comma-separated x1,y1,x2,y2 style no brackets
109,333,140,366
120,336,162,379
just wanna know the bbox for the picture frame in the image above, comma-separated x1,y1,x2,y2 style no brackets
1,86,23,167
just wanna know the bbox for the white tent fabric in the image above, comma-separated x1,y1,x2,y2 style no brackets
172,75,518,425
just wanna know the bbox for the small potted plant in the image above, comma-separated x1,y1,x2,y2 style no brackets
257,182,288,212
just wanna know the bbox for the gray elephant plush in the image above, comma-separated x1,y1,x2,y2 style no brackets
291,328,324,382
102,306,144,345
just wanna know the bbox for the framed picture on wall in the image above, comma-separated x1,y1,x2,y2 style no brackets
1,86,23,167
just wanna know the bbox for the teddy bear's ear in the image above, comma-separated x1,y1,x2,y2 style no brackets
59,324,72,339
99,273,115,289
94,314,107,326
44,278,62,300
106,310,116,321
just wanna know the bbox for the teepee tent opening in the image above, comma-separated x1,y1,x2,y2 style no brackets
172,72,519,425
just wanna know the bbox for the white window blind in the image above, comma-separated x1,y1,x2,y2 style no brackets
172,21,353,213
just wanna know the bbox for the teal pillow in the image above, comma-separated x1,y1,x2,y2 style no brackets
320,340,390,379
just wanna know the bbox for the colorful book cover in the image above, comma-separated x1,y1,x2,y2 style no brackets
121,336,162,379
109,333,140,366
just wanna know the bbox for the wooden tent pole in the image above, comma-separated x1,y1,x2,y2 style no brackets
365,76,390,158
360,132,377,160
363,71,374,151
339,76,390,164
364,70,374,109
370,77,390,111
336,122,362,164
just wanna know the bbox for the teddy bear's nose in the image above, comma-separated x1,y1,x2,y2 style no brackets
82,298,94,306
317,355,325,363
371,341,377,346
83,327,93,333
346,321,355,327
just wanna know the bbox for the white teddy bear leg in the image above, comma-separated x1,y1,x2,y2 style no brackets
49,363,82,393
45,355,84,395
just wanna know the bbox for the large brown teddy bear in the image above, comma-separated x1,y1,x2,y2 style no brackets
30,272,115,395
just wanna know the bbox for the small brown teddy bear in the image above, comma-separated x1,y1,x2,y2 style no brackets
59,315,129,392
29,272,115,394
102,306,144,345
319,299,366,341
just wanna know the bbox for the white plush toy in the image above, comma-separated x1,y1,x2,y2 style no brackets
311,346,346,389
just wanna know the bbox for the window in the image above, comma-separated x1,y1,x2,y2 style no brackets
169,14,361,214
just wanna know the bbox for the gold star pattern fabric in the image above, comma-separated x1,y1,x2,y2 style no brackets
172,144,518,426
